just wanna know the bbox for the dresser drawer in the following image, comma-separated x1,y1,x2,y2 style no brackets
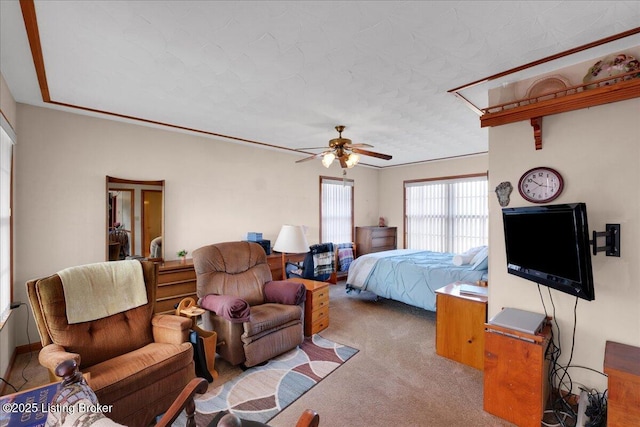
311,288,329,311
158,269,196,283
311,317,329,335
310,305,329,323
371,228,395,238
157,281,196,299
371,236,396,248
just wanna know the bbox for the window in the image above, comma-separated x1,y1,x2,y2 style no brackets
404,174,488,253
320,176,354,244
0,118,15,324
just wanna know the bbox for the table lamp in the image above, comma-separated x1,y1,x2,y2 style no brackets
273,225,309,279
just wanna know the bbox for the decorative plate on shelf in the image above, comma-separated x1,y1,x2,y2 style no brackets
525,75,570,100
583,53,640,88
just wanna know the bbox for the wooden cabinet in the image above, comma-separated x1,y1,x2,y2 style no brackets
155,259,197,314
287,278,329,336
604,341,640,426
355,226,397,257
435,283,487,370
484,322,552,427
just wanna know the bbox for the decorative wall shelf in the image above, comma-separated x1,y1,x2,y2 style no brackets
480,74,640,149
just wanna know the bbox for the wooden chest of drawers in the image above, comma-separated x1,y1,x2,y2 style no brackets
355,226,397,257
155,259,197,314
287,278,329,336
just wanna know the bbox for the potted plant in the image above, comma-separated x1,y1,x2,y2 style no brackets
177,249,188,262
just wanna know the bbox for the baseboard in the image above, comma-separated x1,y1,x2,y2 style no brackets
17,341,42,355
0,349,18,396
0,341,42,395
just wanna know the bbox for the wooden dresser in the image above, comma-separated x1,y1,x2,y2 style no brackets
355,226,397,257
604,341,640,426
155,259,197,314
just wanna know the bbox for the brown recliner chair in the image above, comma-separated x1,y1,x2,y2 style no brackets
193,241,306,367
26,260,196,426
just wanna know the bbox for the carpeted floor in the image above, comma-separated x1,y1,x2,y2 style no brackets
4,282,516,426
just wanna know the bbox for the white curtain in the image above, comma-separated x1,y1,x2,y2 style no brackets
321,177,354,244
405,176,488,253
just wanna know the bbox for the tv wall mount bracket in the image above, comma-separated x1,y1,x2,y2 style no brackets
590,224,620,257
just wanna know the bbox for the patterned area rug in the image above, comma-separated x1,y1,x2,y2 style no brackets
186,334,358,426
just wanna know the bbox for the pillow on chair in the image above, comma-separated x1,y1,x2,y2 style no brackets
199,294,251,322
264,281,306,305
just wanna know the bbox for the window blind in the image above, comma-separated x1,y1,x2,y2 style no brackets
320,177,354,244
0,121,15,323
405,176,488,253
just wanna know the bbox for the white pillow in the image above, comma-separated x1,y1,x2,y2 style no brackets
470,247,489,270
453,246,486,266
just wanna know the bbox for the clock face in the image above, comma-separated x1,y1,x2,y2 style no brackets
518,167,564,203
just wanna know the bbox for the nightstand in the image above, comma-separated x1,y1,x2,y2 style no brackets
286,278,329,336
435,282,488,370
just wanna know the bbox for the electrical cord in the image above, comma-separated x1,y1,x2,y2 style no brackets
537,286,607,427
0,302,33,393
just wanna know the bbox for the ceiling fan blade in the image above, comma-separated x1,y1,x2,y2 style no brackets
295,152,326,163
346,143,373,148
351,147,393,160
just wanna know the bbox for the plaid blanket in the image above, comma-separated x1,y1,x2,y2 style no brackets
311,243,334,276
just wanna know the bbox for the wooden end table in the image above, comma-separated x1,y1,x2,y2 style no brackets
286,278,330,336
435,282,488,370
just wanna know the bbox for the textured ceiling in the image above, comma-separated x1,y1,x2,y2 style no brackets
1,1,640,167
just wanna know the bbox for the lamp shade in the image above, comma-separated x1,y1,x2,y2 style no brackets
273,225,309,253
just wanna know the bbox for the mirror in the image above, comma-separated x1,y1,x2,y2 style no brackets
106,176,164,261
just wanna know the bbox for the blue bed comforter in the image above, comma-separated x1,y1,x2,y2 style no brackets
346,249,488,311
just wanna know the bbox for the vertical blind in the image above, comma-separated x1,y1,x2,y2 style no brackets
320,177,354,244
0,123,14,323
405,176,488,253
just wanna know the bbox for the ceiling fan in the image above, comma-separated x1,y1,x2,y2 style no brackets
296,125,392,168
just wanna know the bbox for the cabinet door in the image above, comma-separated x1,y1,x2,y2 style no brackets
436,293,486,370
484,329,550,427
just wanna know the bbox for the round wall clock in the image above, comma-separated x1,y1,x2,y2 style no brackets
518,167,564,203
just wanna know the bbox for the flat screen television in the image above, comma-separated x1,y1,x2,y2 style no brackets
502,203,595,301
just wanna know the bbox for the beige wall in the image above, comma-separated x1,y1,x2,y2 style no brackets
488,98,640,393
12,104,380,346
378,155,489,247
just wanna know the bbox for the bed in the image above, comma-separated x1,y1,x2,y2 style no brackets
345,248,488,311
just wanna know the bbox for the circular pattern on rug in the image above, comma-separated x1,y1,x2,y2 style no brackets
189,335,358,424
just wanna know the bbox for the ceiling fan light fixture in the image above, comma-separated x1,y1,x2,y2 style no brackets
345,153,360,168
322,152,335,168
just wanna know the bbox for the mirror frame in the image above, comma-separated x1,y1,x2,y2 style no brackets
106,176,165,262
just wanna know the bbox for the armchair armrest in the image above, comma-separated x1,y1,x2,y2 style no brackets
152,314,192,345
39,344,81,380
264,280,306,305
155,377,209,427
